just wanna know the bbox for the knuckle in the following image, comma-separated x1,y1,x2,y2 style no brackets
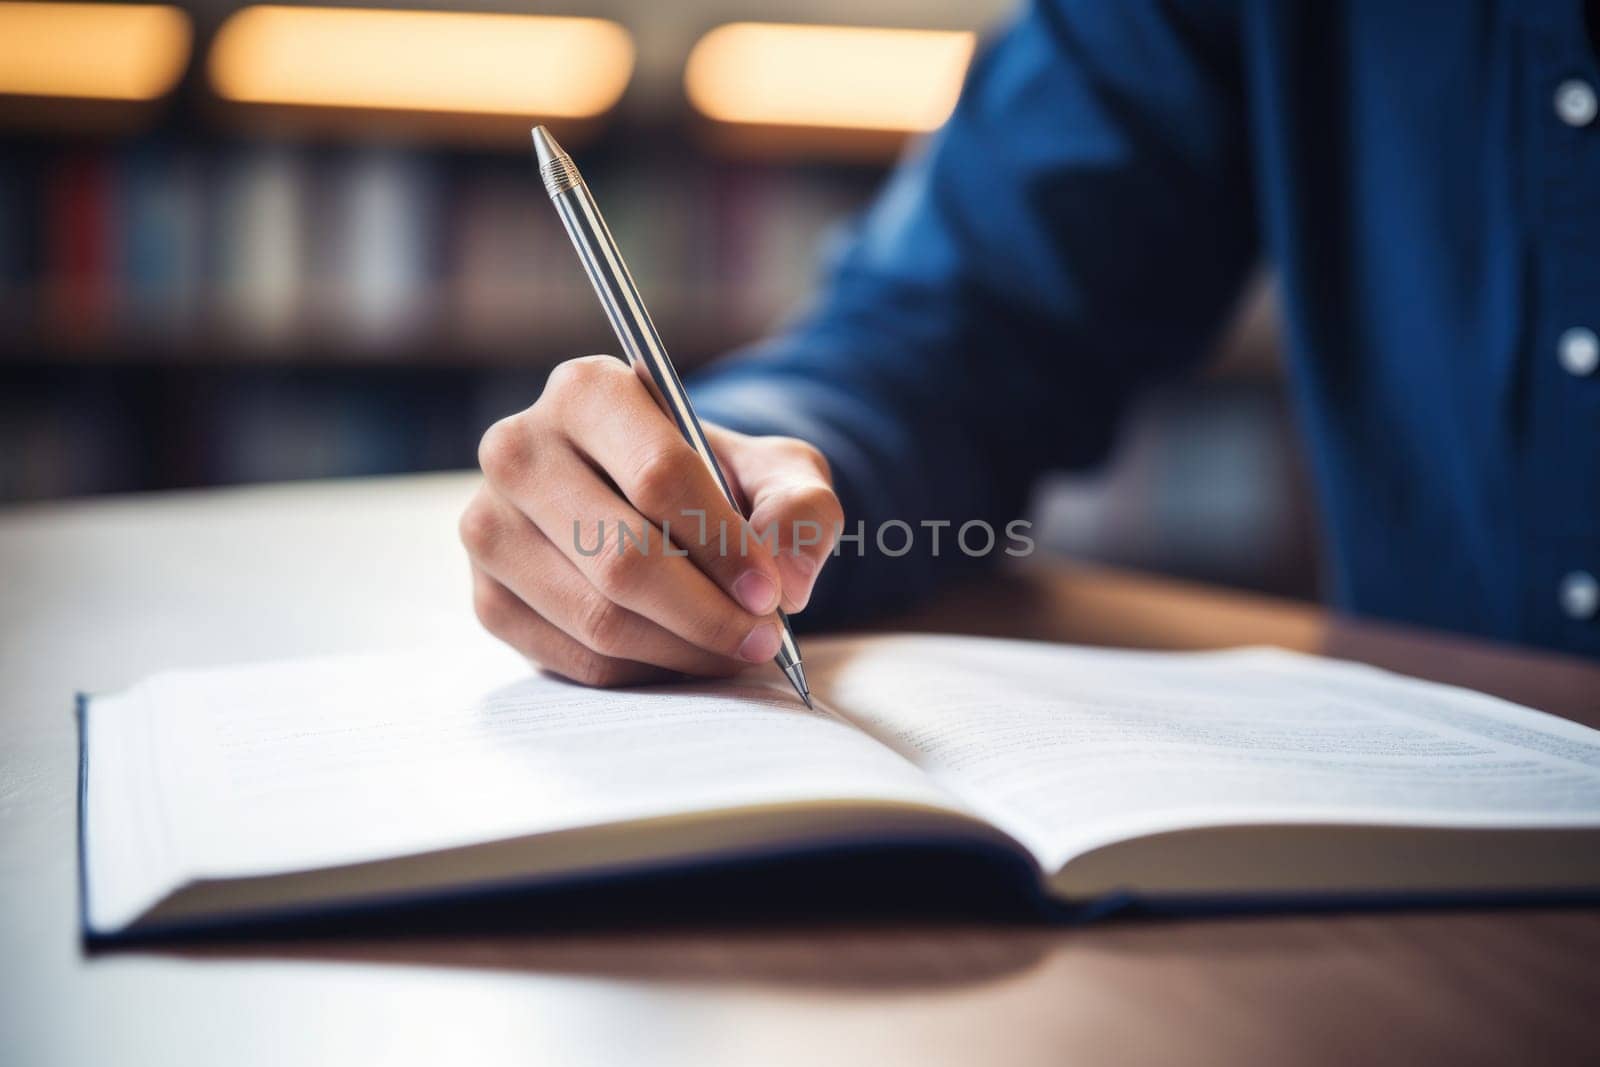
783,436,830,477
564,646,627,688
545,354,623,401
803,485,845,528
472,583,515,636
458,501,500,557
793,438,832,467
629,446,695,516
477,416,529,483
760,483,843,539
784,481,841,522
590,543,649,598
576,596,630,655
543,357,588,396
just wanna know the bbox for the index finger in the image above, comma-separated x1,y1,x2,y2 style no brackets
558,359,785,616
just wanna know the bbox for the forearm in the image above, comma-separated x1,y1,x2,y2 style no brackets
692,0,1258,626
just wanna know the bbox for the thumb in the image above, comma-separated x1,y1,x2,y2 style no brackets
707,425,842,613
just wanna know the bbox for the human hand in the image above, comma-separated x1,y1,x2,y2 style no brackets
460,355,841,686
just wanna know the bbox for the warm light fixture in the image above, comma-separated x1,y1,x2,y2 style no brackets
209,6,634,118
685,22,975,133
0,2,191,101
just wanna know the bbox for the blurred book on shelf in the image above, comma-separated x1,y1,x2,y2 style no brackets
0,136,881,363
0,130,888,502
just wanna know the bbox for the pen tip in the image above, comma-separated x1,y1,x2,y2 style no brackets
530,125,561,169
802,692,814,710
782,661,812,709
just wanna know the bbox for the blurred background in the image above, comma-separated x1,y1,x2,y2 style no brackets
0,0,1320,600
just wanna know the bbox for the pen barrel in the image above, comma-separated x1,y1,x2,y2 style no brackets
548,179,803,672
551,182,740,506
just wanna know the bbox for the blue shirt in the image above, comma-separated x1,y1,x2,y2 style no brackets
691,0,1600,658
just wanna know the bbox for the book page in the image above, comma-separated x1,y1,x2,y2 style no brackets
806,636,1600,873
84,640,966,932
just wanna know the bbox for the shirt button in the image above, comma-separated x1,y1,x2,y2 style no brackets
1555,79,1598,127
1559,571,1599,621
1560,327,1600,377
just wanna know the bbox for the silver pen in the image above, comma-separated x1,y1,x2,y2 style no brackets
531,125,811,708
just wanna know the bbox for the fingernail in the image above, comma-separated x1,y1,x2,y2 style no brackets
738,624,782,663
732,570,779,614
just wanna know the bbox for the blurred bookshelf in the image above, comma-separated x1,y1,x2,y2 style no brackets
0,128,880,365
0,0,995,500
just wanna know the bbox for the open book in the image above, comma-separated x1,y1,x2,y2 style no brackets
80,634,1600,939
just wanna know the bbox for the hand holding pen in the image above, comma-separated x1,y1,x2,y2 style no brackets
458,128,837,703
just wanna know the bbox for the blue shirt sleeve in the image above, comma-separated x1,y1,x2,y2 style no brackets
690,0,1258,627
